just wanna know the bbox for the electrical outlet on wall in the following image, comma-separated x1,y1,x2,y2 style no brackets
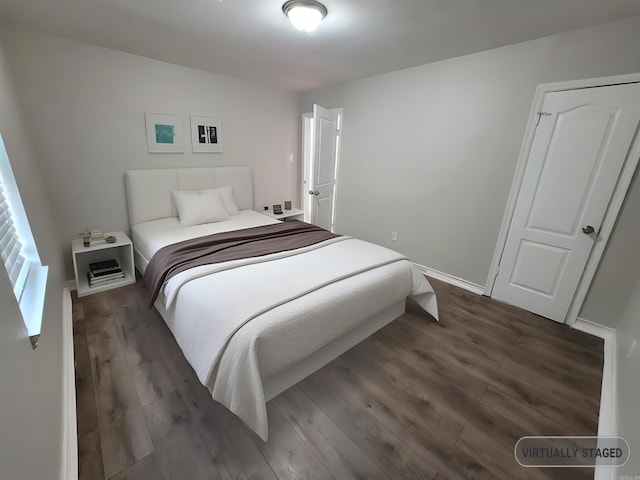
391,232,398,241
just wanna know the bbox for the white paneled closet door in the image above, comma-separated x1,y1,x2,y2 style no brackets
493,82,640,322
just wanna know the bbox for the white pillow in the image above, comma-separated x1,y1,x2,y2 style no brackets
201,186,240,215
171,190,229,227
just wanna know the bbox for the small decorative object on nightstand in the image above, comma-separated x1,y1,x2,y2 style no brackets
273,204,283,215
284,200,292,210
72,230,135,297
260,206,304,222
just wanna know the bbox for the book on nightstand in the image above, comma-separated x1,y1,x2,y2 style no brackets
87,271,124,287
89,258,120,273
83,228,106,247
88,259,123,287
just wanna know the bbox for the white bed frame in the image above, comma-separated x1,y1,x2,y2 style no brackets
124,166,408,402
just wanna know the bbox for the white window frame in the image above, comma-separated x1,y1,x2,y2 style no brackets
0,184,28,298
0,132,48,349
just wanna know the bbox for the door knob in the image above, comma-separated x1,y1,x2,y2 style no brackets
308,190,319,196
582,225,595,235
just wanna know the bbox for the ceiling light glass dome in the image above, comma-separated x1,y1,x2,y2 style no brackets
282,1,327,32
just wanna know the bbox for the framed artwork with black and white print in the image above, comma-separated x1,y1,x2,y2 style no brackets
190,114,223,153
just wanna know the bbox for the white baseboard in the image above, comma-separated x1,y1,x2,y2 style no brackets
60,288,78,480
66,279,77,291
572,316,615,339
573,317,617,480
413,263,485,295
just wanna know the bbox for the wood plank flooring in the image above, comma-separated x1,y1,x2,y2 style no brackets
73,276,603,480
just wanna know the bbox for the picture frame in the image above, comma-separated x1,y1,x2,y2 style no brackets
191,114,223,153
145,112,185,153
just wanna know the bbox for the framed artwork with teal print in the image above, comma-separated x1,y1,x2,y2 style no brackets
145,112,185,153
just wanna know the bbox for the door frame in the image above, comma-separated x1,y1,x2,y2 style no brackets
302,112,313,223
485,72,640,325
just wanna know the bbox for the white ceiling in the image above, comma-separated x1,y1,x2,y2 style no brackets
1,0,639,92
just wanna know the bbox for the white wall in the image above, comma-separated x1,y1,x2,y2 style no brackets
0,25,300,279
0,33,67,480
301,16,640,327
616,273,640,477
581,168,640,328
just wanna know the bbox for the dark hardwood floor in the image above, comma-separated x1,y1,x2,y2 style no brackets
73,276,603,480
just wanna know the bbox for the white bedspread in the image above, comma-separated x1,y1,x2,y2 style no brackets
135,211,438,440
159,236,438,440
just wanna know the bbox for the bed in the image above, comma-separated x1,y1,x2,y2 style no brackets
124,166,438,440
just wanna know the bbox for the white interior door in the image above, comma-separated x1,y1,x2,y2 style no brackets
493,82,640,322
308,104,340,231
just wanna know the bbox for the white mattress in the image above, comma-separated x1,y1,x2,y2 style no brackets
131,210,279,263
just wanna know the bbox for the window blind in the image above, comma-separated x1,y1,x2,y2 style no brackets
0,183,28,299
0,132,47,349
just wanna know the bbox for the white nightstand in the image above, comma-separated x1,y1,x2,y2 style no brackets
261,207,304,221
72,230,136,297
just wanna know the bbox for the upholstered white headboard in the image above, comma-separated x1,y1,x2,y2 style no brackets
124,166,253,226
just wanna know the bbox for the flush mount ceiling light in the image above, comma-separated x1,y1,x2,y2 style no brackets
282,0,327,32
